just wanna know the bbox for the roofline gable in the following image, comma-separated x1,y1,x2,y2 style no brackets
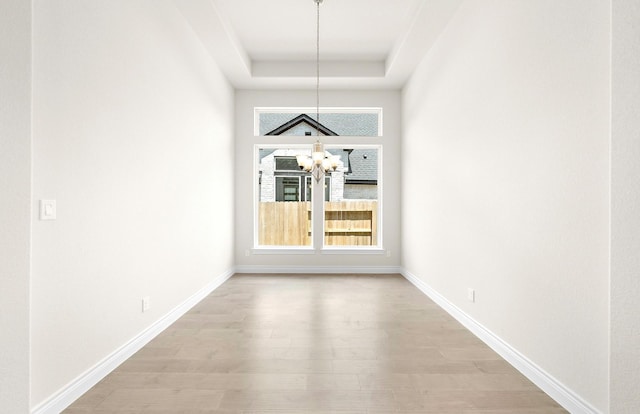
265,114,339,136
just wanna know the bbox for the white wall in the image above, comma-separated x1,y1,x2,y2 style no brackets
402,1,609,411
611,0,640,412
235,90,400,270
0,0,32,412
31,0,234,408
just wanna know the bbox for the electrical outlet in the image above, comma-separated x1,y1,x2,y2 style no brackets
142,296,151,312
245,249,250,257
386,250,391,257
467,288,475,303
40,199,57,220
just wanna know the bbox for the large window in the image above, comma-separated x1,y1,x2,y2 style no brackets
254,107,382,250
255,145,381,249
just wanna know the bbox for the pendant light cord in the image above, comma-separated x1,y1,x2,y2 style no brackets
316,0,320,137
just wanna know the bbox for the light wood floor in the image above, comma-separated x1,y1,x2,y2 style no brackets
65,274,567,413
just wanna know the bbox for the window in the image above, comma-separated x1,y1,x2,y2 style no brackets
275,156,299,171
254,107,382,251
276,177,300,201
255,108,382,137
257,147,312,247
323,147,380,248
274,156,304,202
256,145,381,249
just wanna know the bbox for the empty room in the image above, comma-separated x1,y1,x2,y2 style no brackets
2,0,639,413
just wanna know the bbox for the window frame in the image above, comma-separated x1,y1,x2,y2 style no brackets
252,106,384,254
253,143,383,253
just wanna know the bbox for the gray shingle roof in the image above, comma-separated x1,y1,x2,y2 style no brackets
345,149,378,182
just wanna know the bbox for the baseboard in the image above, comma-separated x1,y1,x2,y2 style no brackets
31,269,235,414
34,268,597,413
401,268,602,414
234,265,402,274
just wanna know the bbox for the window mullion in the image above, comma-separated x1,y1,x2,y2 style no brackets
311,177,324,250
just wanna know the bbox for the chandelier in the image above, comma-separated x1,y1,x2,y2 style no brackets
296,0,338,182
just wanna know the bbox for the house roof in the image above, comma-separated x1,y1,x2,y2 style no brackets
345,149,378,183
265,114,338,136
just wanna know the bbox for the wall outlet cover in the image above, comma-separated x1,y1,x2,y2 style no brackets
467,288,475,303
40,199,57,220
142,296,151,312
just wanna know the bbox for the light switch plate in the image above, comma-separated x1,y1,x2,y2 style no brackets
40,200,57,220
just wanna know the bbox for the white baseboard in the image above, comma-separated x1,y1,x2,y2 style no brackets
401,268,602,414
35,268,596,413
31,269,235,414
234,265,402,274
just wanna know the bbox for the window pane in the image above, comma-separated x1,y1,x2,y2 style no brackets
258,148,311,247
258,111,381,136
324,148,379,247
275,156,300,171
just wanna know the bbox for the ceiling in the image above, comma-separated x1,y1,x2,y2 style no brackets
174,0,463,89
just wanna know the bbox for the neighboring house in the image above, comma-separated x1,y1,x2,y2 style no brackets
259,114,378,202
258,148,342,202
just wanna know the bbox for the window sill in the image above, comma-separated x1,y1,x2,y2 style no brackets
251,248,316,255
321,248,385,255
250,247,386,255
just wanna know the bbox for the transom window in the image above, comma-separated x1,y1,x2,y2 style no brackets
255,107,382,137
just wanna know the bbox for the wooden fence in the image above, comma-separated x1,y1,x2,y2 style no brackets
258,201,377,246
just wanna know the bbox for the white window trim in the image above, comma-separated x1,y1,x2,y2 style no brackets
321,248,386,255
251,247,316,255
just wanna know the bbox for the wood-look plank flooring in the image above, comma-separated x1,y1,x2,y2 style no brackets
64,274,567,413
